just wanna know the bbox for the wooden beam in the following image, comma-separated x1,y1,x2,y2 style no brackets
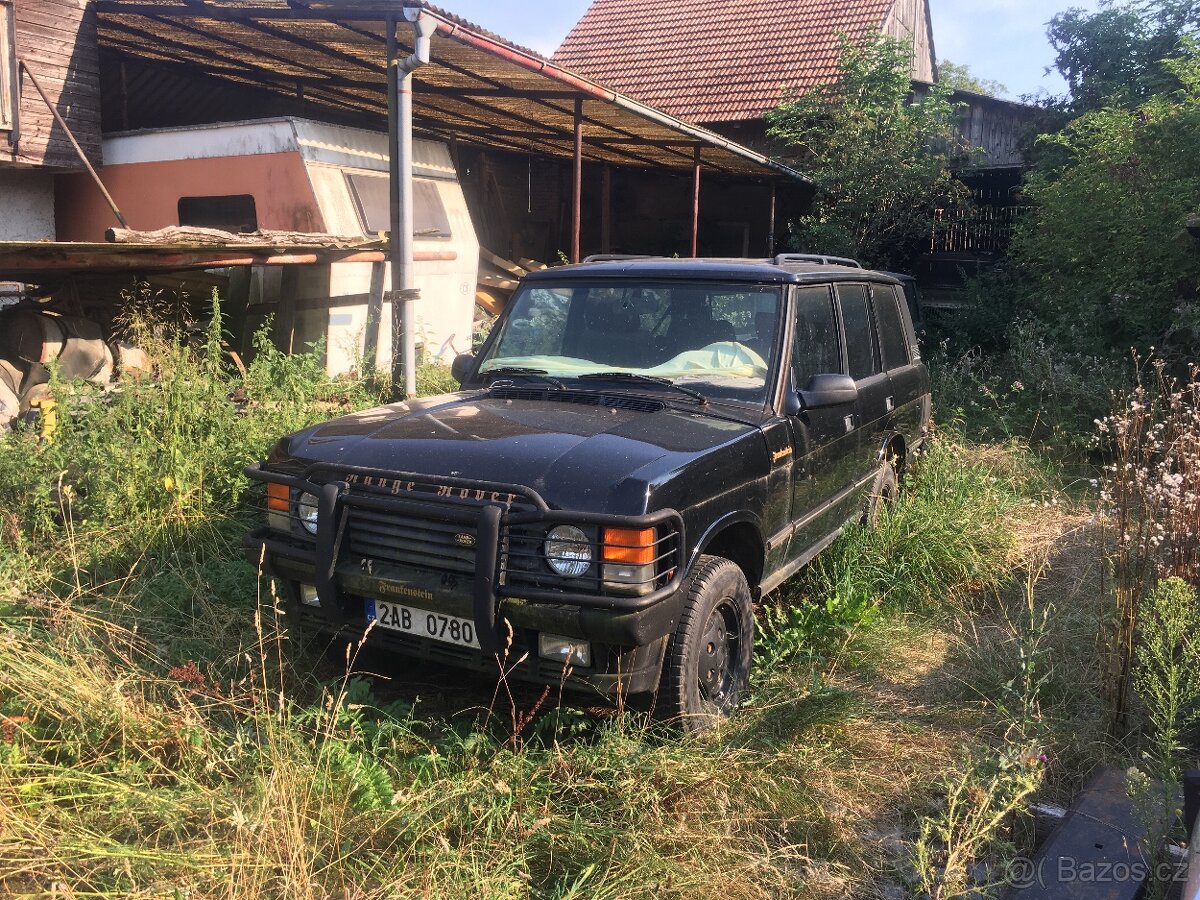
572,97,583,264
767,183,777,256
601,165,612,253
691,145,701,257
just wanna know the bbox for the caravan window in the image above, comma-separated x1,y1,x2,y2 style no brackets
345,173,452,239
0,1,14,133
178,195,258,233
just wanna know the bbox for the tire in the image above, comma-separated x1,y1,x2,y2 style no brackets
655,555,754,732
862,458,899,526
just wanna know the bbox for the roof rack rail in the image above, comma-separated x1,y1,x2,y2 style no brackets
774,253,863,268
581,254,667,263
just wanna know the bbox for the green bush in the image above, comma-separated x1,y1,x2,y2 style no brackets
1007,44,1200,359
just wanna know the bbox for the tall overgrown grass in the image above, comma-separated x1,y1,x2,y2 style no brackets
0,295,1077,897
759,432,1052,673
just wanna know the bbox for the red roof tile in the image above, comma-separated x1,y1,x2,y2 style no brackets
553,0,895,124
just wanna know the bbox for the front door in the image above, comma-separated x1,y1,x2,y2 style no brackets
786,285,859,558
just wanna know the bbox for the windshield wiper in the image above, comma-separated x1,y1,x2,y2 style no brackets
577,372,708,405
482,367,565,390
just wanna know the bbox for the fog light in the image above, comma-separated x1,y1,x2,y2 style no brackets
538,633,591,668
299,583,320,607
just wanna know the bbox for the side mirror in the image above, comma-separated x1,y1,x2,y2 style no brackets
451,352,476,385
799,373,858,410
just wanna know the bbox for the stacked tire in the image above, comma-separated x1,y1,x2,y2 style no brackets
0,310,114,431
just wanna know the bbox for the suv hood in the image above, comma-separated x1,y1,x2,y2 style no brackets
272,391,760,512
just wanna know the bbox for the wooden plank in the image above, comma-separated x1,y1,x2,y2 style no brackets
479,248,526,278
479,274,518,291
475,289,505,316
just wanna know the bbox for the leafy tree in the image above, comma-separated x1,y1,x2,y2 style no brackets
1008,44,1200,356
766,36,970,270
938,60,1008,98
1049,0,1199,110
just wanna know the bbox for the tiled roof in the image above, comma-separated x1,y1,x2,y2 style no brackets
553,0,895,124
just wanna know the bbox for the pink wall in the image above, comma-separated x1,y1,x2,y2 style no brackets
55,153,325,241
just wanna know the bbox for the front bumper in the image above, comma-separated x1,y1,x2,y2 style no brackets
244,462,688,694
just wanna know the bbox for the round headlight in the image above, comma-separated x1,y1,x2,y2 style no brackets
544,525,592,578
297,491,319,534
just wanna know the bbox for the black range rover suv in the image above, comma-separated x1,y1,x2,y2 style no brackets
247,257,931,729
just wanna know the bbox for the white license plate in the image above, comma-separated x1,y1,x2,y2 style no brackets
365,599,480,649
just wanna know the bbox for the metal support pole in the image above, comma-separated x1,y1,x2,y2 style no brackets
386,17,401,388
387,11,433,399
572,97,583,264
767,183,777,257
396,55,417,397
691,145,701,258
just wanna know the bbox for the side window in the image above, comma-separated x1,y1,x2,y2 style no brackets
871,285,910,370
346,173,452,239
836,284,880,381
0,1,14,133
791,285,841,389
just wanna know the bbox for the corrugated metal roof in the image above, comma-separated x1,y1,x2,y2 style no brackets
89,0,810,182
552,0,894,124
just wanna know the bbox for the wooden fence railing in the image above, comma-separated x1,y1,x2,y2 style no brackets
933,205,1032,255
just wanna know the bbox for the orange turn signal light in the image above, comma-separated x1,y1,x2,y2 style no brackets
602,527,656,565
266,483,290,512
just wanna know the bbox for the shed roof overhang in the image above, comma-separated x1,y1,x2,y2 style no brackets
0,239,399,280
90,0,811,184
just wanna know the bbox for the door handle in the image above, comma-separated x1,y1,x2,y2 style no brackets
885,396,895,412
843,414,855,433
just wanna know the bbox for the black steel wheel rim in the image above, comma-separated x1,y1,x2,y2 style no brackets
698,597,741,709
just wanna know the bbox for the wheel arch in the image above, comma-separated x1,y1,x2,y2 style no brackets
694,516,766,597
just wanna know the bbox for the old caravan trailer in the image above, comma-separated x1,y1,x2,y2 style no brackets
57,118,480,374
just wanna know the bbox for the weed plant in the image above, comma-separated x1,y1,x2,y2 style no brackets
1096,359,1200,733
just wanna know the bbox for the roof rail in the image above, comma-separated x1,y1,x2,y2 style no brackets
581,254,667,263
774,253,863,268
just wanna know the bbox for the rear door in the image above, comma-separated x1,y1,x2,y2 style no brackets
870,283,926,446
835,283,890,486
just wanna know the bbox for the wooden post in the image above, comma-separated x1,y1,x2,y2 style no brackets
363,259,385,374
225,266,252,357
691,145,701,258
572,97,583,264
767,182,777,257
601,165,612,253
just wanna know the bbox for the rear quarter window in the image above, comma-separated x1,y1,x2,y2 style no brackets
871,285,911,371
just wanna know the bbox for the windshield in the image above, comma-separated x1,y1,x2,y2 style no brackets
477,281,783,403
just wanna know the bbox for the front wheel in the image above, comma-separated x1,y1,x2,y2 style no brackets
655,555,754,732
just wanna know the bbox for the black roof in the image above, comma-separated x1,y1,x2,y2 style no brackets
522,258,902,286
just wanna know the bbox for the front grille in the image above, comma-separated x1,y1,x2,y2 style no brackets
345,506,478,576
